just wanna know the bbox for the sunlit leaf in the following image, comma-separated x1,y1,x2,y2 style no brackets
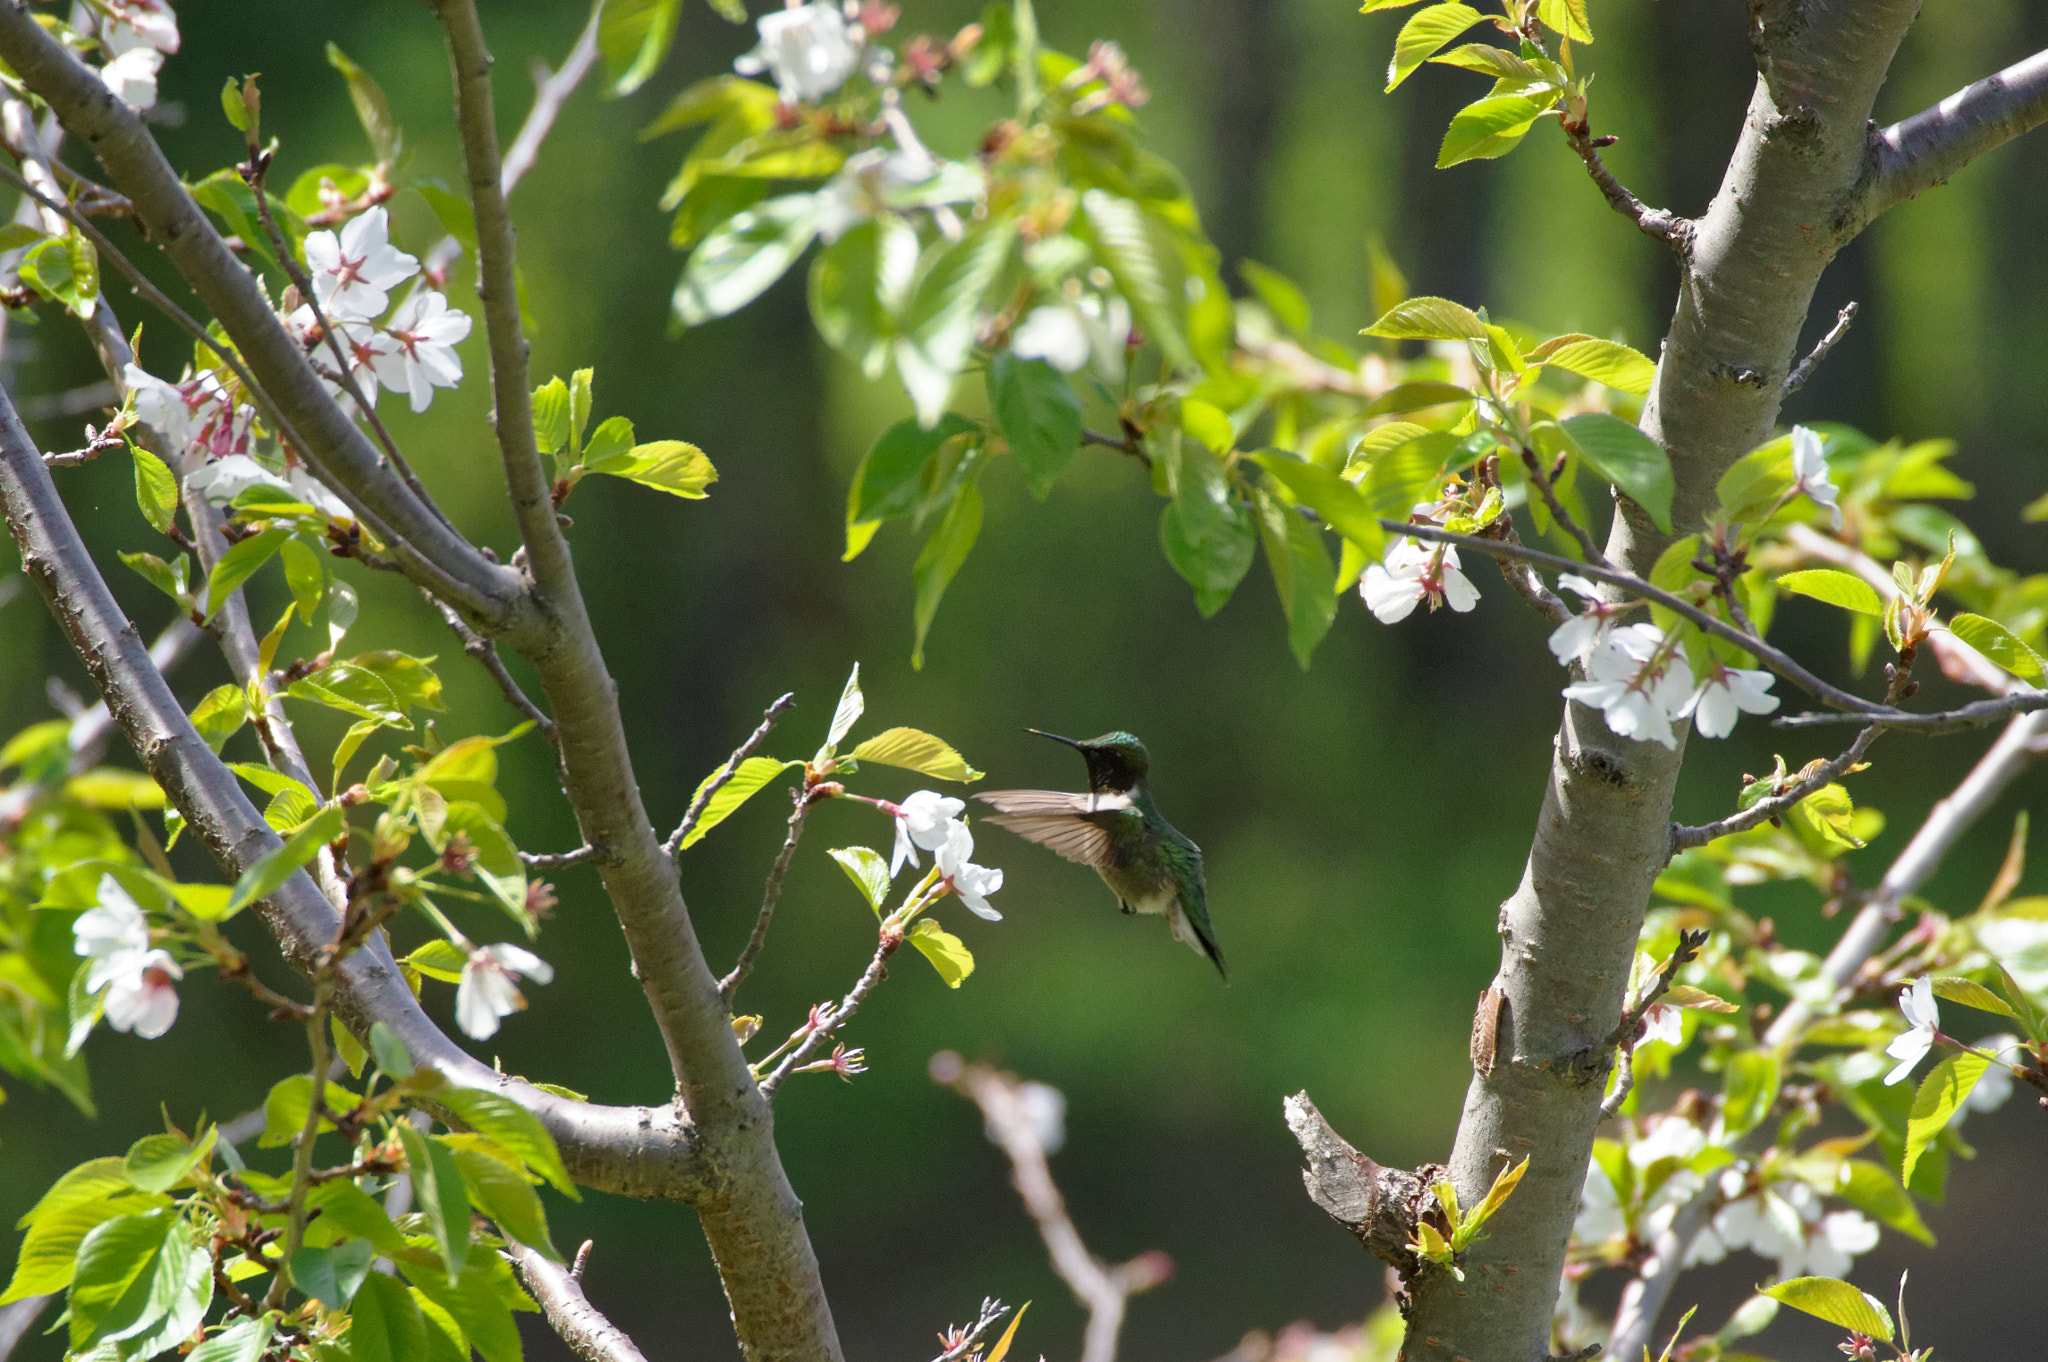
1760,1277,1893,1344
679,756,802,850
908,918,974,987
1774,569,1884,617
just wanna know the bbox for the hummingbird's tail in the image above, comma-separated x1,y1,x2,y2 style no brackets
1167,902,1228,981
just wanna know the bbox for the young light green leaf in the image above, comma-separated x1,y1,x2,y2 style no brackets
436,1085,578,1199
407,940,469,984
1364,296,1487,342
983,1301,1030,1362
896,220,1019,426
600,0,685,95
1253,453,1386,556
258,1073,357,1147
1075,190,1188,371
1239,259,1312,335
130,444,178,534
1387,3,1483,90
990,353,1082,498
673,193,824,328
1458,1154,1529,1245
826,662,864,750
1903,1051,1990,1186
848,727,984,782
1720,1050,1780,1138
1662,984,1739,1013
912,467,985,669
1436,94,1546,167
1536,0,1591,42
532,377,571,457
1357,382,1473,420
190,1317,275,1362
278,534,325,623
1834,1159,1934,1246
123,1128,216,1194
908,918,974,987
829,847,892,914
120,551,190,608
205,526,291,618
369,1021,414,1077
1774,569,1885,617
348,1259,428,1362
584,440,719,499
1558,413,1674,533
397,1125,470,1284
290,1239,374,1310
1528,335,1655,395
226,802,346,917
1947,613,2046,681
1,1161,167,1304
679,756,801,850
66,1209,180,1349
1760,1278,1893,1344
1256,488,1337,670
1930,975,2018,1020
1430,42,1546,80
325,43,402,163
452,1147,556,1260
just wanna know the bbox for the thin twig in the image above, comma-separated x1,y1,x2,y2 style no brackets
1393,520,1891,716
1081,426,1151,466
759,933,901,1098
1601,929,1707,1118
504,1238,650,1362
521,845,601,871
264,966,337,1310
720,789,811,1007
1519,444,1610,569
431,596,558,745
665,693,797,858
0,1295,51,1362
1782,302,1857,396
933,1053,1172,1362
1670,723,1883,851
500,5,603,195
930,1299,1011,1362
1560,119,1692,256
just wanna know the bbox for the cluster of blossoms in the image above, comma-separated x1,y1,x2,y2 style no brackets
287,206,472,415
93,0,179,111
453,941,554,1042
72,875,182,1038
889,789,1004,919
734,1,894,104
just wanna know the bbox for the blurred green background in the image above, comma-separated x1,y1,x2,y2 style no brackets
3,1,2047,1358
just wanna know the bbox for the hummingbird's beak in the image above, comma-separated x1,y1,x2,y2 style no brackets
1025,728,1083,749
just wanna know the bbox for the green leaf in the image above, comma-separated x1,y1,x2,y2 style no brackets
679,756,801,851
1760,1278,1893,1344
846,414,979,554
532,378,570,458
1834,1159,1934,1246
600,0,684,95
569,369,594,456
290,1239,374,1309
306,1180,409,1255
990,354,1083,498
123,1128,215,1194
115,1231,213,1360
1536,0,1591,42
2,1161,167,1304
809,216,913,373
278,535,325,624
401,1259,523,1362
1717,436,1794,521
439,802,531,931
908,918,975,987
911,464,985,668
1720,1050,1779,1138
1159,437,1256,616
1775,568,1884,617
130,444,178,534
848,728,984,782
826,662,864,752
1364,296,1487,342
1930,975,2018,1020
1436,94,1547,167
1253,454,1387,557
896,220,1018,427
370,1021,414,1077
397,1125,470,1285
1387,3,1483,90
1430,42,1547,80
20,231,99,317
204,526,291,618
1948,613,2047,681
453,1148,556,1259
1180,399,1235,454
1528,335,1655,396
226,802,346,917
673,193,824,328
583,439,719,499
1784,782,1864,856
257,1073,358,1148
1239,259,1311,335
1257,489,1337,670
68,1209,176,1349
1559,413,1674,533
829,847,893,915
1075,190,1189,370
349,1268,428,1362
119,551,191,608
1903,1051,1990,1186
325,43,402,162
437,1085,578,1199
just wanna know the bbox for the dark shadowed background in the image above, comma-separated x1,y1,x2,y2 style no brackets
3,1,2046,1358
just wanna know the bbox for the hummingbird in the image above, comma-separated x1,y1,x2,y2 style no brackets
977,730,1224,979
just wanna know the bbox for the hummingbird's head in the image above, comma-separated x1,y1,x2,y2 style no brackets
1029,729,1149,794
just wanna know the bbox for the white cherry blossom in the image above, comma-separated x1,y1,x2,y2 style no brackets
1547,574,1618,665
1641,1002,1684,1048
1360,539,1479,624
1681,662,1780,739
304,207,419,320
455,943,555,1041
75,874,151,976
936,822,1004,920
1572,1162,1626,1245
102,949,184,1039
735,3,863,103
891,790,965,875
1627,1113,1704,1168
1790,425,1842,529
103,2,180,56
1011,292,1132,383
100,46,163,110
369,290,472,412
1562,622,1694,750
1884,975,1939,1085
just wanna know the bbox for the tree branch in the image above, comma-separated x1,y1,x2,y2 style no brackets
1781,302,1857,397
430,595,559,746
0,9,525,628
935,1054,1172,1362
721,787,810,1008
505,1239,650,1362
1560,119,1692,256
1856,46,2048,229
666,692,797,859
1669,721,1882,851
500,4,604,196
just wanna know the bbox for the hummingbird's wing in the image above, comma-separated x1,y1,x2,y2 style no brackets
975,790,1133,868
